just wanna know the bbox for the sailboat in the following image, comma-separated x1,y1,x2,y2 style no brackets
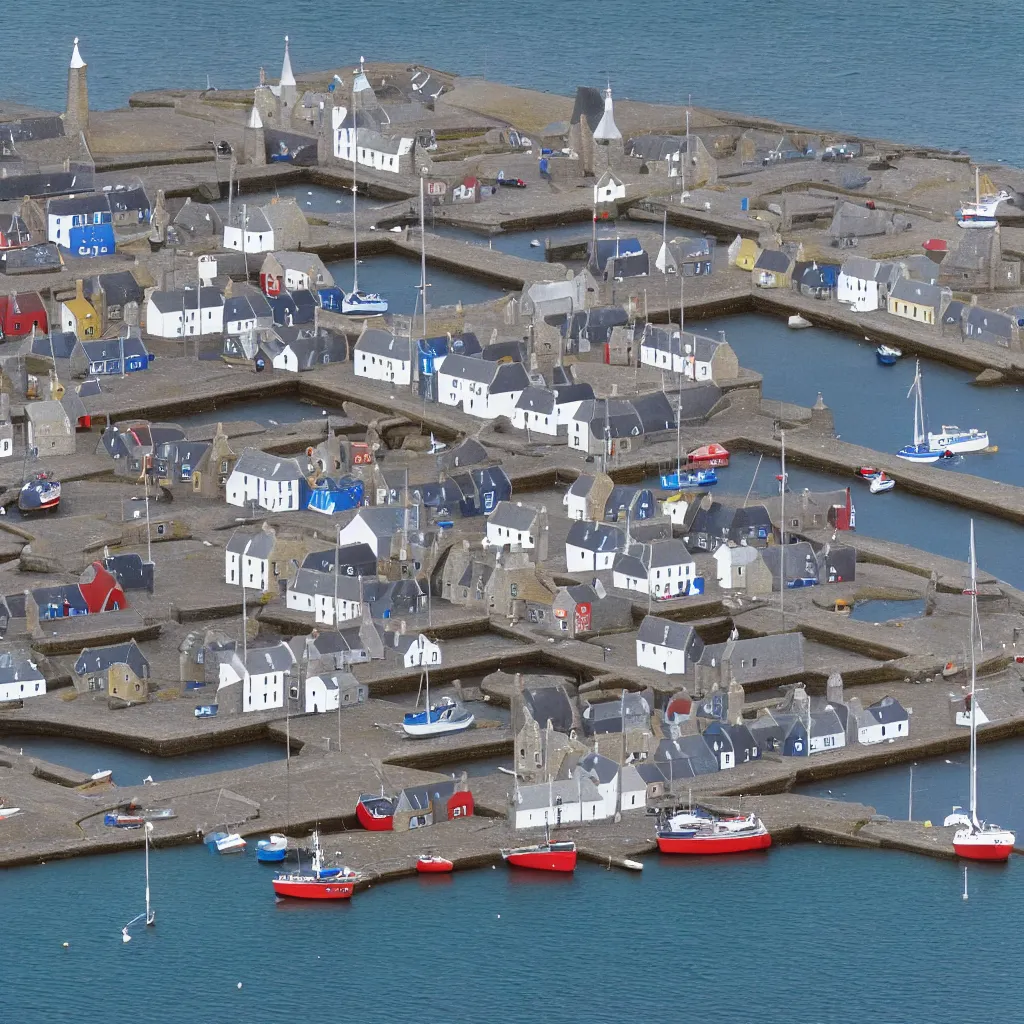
341,62,388,316
656,807,772,855
942,523,1015,862
122,821,156,940
272,829,357,899
897,360,989,462
956,167,1011,228
401,665,474,737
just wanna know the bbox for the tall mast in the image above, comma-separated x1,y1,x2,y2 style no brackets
351,64,360,294
419,174,427,342
779,430,786,631
144,821,154,925
968,520,979,828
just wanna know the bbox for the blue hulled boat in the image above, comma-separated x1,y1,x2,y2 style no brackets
256,834,289,863
660,468,718,490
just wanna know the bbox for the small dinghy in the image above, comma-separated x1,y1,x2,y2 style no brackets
417,854,454,874
876,344,902,365
91,769,113,782
529,239,542,248
204,831,246,855
256,834,289,863
788,314,812,329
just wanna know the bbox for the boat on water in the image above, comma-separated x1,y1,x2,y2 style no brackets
686,443,730,468
502,839,577,873
897,361,989,462
256,834,289,863
272,830,357,900
788,314,812,329
659,468,718,490
416,854,454,874
355,792,397,831
956,168,1011,228
204,831,246,854
869,472,895,494
656,808,772,855
18,470,60,513
942,523,1015,862
876,344,902,365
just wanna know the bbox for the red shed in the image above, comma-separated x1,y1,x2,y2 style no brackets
827,488,855,531
446,789,475,820
78,562,128,614
0,291,48,337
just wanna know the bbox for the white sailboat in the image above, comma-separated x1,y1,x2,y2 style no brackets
401,664,474,738
957,167,1011,228
341,60,388,317
122,821,156,941
897,360,989,462
942,522,1015,861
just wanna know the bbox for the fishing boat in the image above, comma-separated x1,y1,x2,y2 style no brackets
501,839,577,873
416,854,454,874
659,468,718,490
341,63,388,317
656,808,772,854
104,813,146,829
869,472,895,493
686,443,730,468
402,662,475,738
787,314,812,329
256,834,289,863
876,344,902,366
896,361,989,462
204,831,246,855
956,168,1011,228
942,523,1016,862
18,470,60,513
355,792,396,831
272,830,357,900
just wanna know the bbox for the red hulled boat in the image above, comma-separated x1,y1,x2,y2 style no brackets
501,839,577,873
356,792,396,832
687,443,730,468
416,854,454,874
657,810,771,855
272,831,357,900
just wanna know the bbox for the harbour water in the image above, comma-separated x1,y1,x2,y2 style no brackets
0,734,286,784
2,839,1021,1024
8,3,1024,166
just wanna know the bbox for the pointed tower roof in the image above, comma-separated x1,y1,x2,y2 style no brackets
279,35,295,88
70,37,86,70
247,104,263,129
593,85,621,142
353,55,372,94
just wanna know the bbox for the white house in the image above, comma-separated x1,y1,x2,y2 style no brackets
714,543,762,590
286,570,363,626
594,170,626,206
619,764,648,811
225,448,306,512
385,631,441,669
262,251,333,292
146,287,225,338
225,528,276,592
612,540,697,598
223,206,274,254
565,520,623,573
485,502,542,551
353,328,413,387
511,776,603,830
510,386,559,436
636,614,698,676
662,495,690,525
436,354,530,420
336,506,410,557
218,642,295,713
837,256,899,313
0,655,46,702
305,671,366,714
855,696,910,744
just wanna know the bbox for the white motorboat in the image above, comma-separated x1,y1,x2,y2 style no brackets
927,425,990,456
787,314,812,329
341,290,388,315
91,769,113,782
204,831,247,854
0,806,22,819
869,472,895,493
529,238,542,248
402,695,475,737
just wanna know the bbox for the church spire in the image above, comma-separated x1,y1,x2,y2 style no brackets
593,83,621,142
70,37,86,69
279,35,295,88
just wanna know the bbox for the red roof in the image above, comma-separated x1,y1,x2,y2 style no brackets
462,176,479,188
922,238,948,252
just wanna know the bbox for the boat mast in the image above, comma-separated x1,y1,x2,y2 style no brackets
779,429,786,630
144,821,155,925
351,68,359,295
968,520,979,829
419,174,428,343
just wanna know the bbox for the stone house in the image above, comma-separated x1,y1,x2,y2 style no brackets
73,640,151,702
190,423,238,500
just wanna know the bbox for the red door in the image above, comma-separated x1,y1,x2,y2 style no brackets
574,601,592,634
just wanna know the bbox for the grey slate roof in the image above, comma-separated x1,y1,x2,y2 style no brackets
489,501,540,532
566,520,623,553
889,278,944,310
515,386,556,414
74,640,149,678
568,474,597,497
439,353,497,385
753,249,792,273
637,614,696,651
148,287,224,313
965,306,1013,338
244,643,295,675
356,329,411,360
226,529,275,559
232,448,305,481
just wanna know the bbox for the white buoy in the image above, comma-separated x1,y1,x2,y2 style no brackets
307,191,313,195
121,928,131,944
496,914,500,919
237,982,243,989
62,942,69,949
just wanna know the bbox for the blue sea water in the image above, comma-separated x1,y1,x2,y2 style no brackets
2,841,1021,1024
4,1,1023,165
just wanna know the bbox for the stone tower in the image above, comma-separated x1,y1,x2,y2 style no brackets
244,102,267,166
809,392,834,436
277,35,297,121
65,37,89,137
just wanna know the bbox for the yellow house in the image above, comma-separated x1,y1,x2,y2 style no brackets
727,234,762,271
60,279,99,339
887,279,949,327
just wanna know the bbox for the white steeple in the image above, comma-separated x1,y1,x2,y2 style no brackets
593,84,621,142
70,37,86,70
279,35,295,88
353,55,371,94
248,104,263,129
